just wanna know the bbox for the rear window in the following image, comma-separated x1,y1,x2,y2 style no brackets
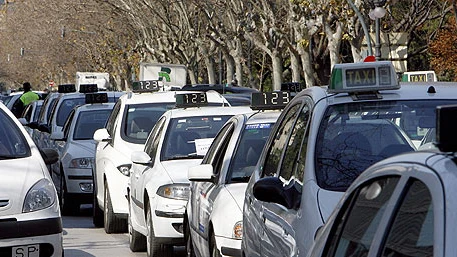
73,110,112,140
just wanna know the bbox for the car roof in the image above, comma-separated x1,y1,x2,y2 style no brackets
119,90,229,105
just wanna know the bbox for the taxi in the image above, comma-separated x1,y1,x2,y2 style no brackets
30,91,62,149
18,99,43,137
241,61,457,257
53,93,115,215
306,104,457,257
127,93,252,256
0,102,62,257
185,92,285,257
92,83,230,233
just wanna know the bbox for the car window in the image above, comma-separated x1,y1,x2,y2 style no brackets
380,179,433,257
22,104,33,121
144,117,166,163
263,102,302,177
161,115,232,161
278,100,311,184
0,110,31,158
323,176,400,257
315,99,455,192
121,102,174,144
33,104,42,122
56,98,86,126
63,110,75,140
73,109,112,140
203,121,235,166
228,121,274,183
209,123,235,178
106,100,121,136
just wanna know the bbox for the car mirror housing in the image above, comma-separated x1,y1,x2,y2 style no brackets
131,151,152,165
39,148,59,165
188,164,215,183
93,128,110,142
37,124,51,133
253,176,301,210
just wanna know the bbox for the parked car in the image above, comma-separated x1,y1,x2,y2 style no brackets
306,104,457,257
185,92,286,257
0,101,62,257
242,61,457,257
127,93,252,256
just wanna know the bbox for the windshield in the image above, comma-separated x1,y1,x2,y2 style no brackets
315,99,454,191
56,98,86,126
0,110,30,159
121,103,175,144
73,109,112,140
161,115,232,161
228,123,274,183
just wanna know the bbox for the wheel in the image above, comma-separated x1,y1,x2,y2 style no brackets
59,166,79,216
129,198,146,251
184,218,196,257
146,204,173,257
210,231,221,257
103,182,127,233
92,180,104,227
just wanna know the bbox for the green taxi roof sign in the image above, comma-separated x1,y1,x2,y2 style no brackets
328,61,399,93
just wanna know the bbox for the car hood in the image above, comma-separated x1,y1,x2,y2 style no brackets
0,157,46,216
224,183,248,212
161,159,203,183
317,189,344,222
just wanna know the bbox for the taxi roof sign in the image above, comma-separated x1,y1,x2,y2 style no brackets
79,84,99,93
328,61,399,93
132,80,160,92
175,92,208,108
85,93,109,104
251,91,291,110
58,84,76,93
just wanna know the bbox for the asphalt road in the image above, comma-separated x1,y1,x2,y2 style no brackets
62,205,184,257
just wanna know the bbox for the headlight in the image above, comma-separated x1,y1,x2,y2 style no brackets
23,179,56,213
69,157,93,169
156,184,190,200
233,221,243,239
117,164,132,176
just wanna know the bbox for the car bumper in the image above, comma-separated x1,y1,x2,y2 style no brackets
65,167,93,194
0,217,63,257
152,197,187,241
216,236,242,257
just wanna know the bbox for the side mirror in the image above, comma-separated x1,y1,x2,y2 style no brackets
253,177,301,210
131,151,152,165
50,129,64,140
37,124,51,133
93,128,111,142
188,164,215,182
26,121,39,130
39,148,59,165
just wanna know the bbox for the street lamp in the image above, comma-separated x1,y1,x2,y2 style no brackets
368,0,387,61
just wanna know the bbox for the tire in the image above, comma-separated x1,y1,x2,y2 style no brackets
210,231,221,257
59,166,79,216
103,182,127,233
92,181,104,227
184,218,196,257
129,199,146,252
146,204,173,257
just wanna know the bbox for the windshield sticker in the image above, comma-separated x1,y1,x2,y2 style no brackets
178,119,187,123
246,124,272,130
213,117,222,121
195,138,214,156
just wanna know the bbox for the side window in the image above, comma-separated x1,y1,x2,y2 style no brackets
323,176,400,257
144,117,166,161
381,179,433,256
263,102,302,177
22,105,33,121
106,100,121,136
203,122,235,166
279,100,311,183
209,124,235,176
63,110,75,139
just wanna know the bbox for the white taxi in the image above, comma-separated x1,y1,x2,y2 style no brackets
0,102,62,257
306,104,457,257
93,87,230,233
128,93,252,256
185,92,285,257
18,99,43,137
53,93,115,215
242,61,457,257
30,91,61,150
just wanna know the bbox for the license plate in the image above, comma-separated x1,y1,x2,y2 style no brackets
12,244,40,257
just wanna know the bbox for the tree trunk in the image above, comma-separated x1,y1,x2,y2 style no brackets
290,49,301,82
271,51,283,91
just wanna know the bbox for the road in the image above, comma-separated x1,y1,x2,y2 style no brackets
62,205,184,257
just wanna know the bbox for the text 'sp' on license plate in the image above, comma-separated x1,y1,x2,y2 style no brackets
12,244,40,257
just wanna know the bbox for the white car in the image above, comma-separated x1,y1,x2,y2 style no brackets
306,104,455,257
31,92,61,150
128,98,252,257
18,99,43,137
53,94,115,215
0,102,62,257
242,61,457,257
93,90,230,233
186,102,282,257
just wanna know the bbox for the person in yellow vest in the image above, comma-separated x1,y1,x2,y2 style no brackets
12,82,40,118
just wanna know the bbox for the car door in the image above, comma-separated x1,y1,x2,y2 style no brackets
309,165,443,257
131,116,166,229
193,120,236,244
243,100,304,257
259,99,311,257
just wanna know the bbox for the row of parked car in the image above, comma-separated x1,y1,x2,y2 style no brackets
4,60,457,257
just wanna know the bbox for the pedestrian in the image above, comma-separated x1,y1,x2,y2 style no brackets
12,82,40,118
